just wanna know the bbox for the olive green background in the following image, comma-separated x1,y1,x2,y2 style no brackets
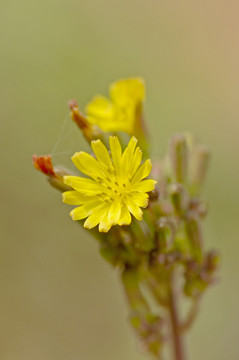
1,1,239,359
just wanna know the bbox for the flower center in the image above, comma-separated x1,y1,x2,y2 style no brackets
96,171,130,204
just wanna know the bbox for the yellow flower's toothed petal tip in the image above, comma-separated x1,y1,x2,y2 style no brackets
108,201,121,225
127,136,138,153
118,206,132,226
83,220,95,230
140,198,149,208
98,211,113,232
70,208,86,221
70,209,76,220
91,138,112,168
99,223,111,233
137,212,143,221
132,179,157,193
71,152,81,162
109,136,122,174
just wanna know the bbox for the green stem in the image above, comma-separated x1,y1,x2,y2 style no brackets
168,272,186,360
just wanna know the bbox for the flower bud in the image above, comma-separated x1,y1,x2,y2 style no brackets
170,183,189,215
122,268,149,314
32,155,71,192
156,217,176,251
186,213,203,262
204,250,220,274
189,144,210,195
68,99,102,143
170,134,188,183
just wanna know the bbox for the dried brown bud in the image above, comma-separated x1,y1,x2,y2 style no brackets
32,154,56,177
32,154,71,192
68,99,102,142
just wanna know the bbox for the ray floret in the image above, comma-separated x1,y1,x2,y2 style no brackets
62,136,157,232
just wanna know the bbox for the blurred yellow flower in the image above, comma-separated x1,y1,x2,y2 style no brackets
62,136,156,232
85,78,145,134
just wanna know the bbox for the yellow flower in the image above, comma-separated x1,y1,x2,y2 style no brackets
62,136,157,232
85,78,145,134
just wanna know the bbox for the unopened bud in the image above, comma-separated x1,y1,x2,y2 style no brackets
189,144,210,195
170,134,188,183
186,213,203,262
156,217,176,251
204,250,220,274
122,268,149,314
170,183,188,214
68,99,102,143
32,154,55,177
32,155,71,192
130,220,155,252
189,198,208,218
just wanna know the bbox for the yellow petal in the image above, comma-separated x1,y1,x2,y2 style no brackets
84,203,109,229
85,79,145,134
70,199,102,220
63,176,103,194
109,136,122,175
91,139,112,169
125,200,143,221
99,212,113,233
120,137,137,180
110,78,145,106
71,152,107,180
128,193,149,208
118,205,131,226
131,159,152,184
108,200,121,225
62,191,96,205
130,147,142,178
131,179,157,193
126,136,138,154
86,95,114,128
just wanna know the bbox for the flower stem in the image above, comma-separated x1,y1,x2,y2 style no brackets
168,272,186,360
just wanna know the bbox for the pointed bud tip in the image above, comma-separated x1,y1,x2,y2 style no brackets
32,154,56,177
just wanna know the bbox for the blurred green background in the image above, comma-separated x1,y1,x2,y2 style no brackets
1,0,239,359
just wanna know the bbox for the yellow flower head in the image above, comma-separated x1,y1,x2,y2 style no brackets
85,78,145,134
62,136,157,232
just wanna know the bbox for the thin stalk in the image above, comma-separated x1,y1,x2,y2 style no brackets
168,271,186,360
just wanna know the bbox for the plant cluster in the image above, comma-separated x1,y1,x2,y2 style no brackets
33,78,219,360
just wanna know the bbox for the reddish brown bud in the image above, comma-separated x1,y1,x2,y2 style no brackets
68,99,102,142
68,99,90,131
32,154,72,192
32,154,56,177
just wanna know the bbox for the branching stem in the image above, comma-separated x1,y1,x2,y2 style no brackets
168,272,186,360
